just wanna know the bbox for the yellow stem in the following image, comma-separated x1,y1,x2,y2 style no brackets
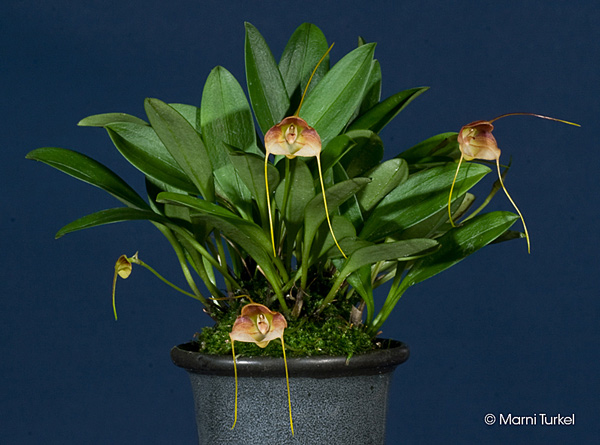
265,153,277,256
496,159,531,253
281,335,294,435
294,43,335,116
317,156,346,258
231,338,238,430
112,269,118,321
448,155,464,227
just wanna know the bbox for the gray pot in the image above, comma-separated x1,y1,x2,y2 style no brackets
171,339,409,445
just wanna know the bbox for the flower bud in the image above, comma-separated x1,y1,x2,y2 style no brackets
115,254,133,279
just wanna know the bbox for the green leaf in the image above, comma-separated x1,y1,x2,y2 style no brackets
401,211,519,288
279,22,329,113
145,178,194,228
342,239,439,277
348,87,429,134
398,132,459,165
229,150,280,221
201,66,255,216
144,98,215,201
55,208,167,238
320,133,357,176
313,215,357,261
360,163,490,241
299,43,376,146
370,213,518,333
245,22,290,134
275,158,315,246
26,147,149,210
320,129,384,179
105,122,198,194
346,266,374,323
321,238,439,311
356,158,409,213
302,178,370,261
156,192,281,285
359,59,382,115
201,66,256,153
168,103,201,131
346,36,382,127
338,130,384,178
78,113,148,127
398,193,469,240
332,163,364,228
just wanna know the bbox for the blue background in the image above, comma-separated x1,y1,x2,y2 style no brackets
2,1,598,443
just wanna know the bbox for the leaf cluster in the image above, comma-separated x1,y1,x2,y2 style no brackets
26,23,520,343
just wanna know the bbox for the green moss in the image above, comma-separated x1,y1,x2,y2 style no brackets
194,307,375,358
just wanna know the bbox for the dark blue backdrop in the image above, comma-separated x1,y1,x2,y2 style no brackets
3,1,598,443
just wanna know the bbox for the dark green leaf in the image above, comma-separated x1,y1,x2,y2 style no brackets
245,22,290,134
320,133,357,176
299,43,376,146
339,130,384,178
398,193,471,240
168,103,201,131
26,147,148,210
229,150,280,220
279,23,329,114
323,238,439,309
275,158,315,245
145,178,193,226
78,113,148,127
156,192,280,283
342,239,440,277
402,211,519,287
144,98,215,200
356,158,409,213
303,178,370,260
105,122,198,194
55,208,167,238
346,266,374,323
201,66,255,215
398,132,459,165
348,87,429,134
313,215,357,261
359,59,382,116
201,66,256,153
360,163,490,241
332,163,363,228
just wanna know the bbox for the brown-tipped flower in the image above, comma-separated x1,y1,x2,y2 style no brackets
229,303,287,348
228,302,293,434
264,116,321,158
457,120,501,161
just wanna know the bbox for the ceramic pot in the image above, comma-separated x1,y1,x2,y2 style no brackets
171,339,408,444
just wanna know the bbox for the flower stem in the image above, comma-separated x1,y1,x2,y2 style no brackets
129,256,198,299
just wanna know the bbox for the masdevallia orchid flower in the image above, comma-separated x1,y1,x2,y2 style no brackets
448,113,580,253
112,254,133,320
229,303,293,434
112,253,198,321
263,43,347,259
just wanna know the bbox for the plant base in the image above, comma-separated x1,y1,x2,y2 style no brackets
171,340,409,445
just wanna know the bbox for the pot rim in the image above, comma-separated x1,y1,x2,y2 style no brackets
171,339,409,378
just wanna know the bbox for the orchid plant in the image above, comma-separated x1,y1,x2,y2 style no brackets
26,22,577,433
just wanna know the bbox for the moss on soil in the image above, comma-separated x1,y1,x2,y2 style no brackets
194,307,375,358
